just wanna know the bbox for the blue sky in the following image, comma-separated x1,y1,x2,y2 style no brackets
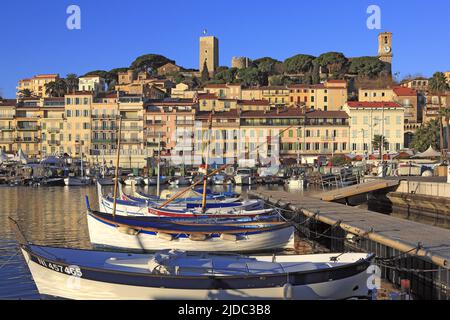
0,0,449,98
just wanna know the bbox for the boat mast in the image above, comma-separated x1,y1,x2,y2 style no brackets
201,114,213,212
112,93,122,219
156,131,161,197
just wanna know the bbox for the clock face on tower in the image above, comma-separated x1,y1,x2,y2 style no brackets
384,46,391,54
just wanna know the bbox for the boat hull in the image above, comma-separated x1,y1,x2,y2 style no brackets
64,177,91,186
87,213,295,252
21,248,372,300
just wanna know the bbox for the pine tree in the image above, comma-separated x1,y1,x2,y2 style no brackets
201,61,210,83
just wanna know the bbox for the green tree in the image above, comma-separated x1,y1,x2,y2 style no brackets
213,68,238,83
372,135,389,155
411,119,441,152
283,54,316,74
315,52,348,75
201,61,210,83
45,79,67,97
348,56,387,78
428,72,450,157
65,73,79,93
253,57,283,75
130,54,175,74
236,67,267,86
18,89,33,98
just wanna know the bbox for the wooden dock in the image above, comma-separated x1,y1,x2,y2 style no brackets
249,190,450,269
313,180,400,201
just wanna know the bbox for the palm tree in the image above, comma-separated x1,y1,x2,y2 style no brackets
428,72,449,159
372,134,389,158
45,79,67,97
65,74,79,93
18,89,33,98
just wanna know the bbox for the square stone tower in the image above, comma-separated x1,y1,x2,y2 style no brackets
378,32,393,64
199,36,219,73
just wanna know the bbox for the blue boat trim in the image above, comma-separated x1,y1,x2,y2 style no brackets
23,244,374,290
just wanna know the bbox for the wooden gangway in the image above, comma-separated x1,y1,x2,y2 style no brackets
313,179,400,201
249,189,450,269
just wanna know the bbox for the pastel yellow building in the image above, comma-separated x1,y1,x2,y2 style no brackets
40,98,66,156
289,80,348,111
343,101,404,155
359,88,394,102
0,100,16,153
64,92,93,158
15,99,42,157
261,86,290,106
17,74,60,98
204,84,242,99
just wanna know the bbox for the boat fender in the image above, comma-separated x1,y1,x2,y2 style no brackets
117,226,139,236
189,234,207,241
157,232,174,241
282,283,293,300
220,233,237,241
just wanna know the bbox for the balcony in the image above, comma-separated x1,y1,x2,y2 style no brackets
121,126,143,131
0,137,15,143
92,114,117,120
146,121,166,126
17,126,40,131
16,137,40,143
176,120,195,126
121,116,143,121
47,128,61,133
92,139,117,144
0,114,15,119
93,126,117,131
121,138,142,144
48,140,61,146
146,132,166,138
0,127,15,131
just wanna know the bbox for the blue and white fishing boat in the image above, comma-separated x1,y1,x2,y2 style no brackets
86,200,294,252
11,218,374,300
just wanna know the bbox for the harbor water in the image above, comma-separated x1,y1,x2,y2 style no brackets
0,184,318,299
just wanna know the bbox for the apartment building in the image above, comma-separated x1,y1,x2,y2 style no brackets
78,75,106,94
0,100,16,153
16,74,60,98
64,92,93,158
289,80,348,111
40,98,66,156
343,101,404,155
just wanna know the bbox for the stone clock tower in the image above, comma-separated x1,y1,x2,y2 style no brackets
378,32,393,64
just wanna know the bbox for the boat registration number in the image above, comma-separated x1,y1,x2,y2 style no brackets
36,257,83,277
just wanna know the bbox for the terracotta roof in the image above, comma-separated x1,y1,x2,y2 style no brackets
392,86,417,96
198,93,218,100
347,101,402,108
35,74,59,78
146,98,196,106
261,86,289,90
237,99,269,106
305,110,349,119
196,110,239,119
0,99,17,107
240,108,304,118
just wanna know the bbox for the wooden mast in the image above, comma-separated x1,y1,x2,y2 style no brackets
201,113,213,212
112,92,122,219
156,131,161,197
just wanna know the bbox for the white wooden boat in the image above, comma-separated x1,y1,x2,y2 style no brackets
234,168,255,185
11,218,374,300
287,177,307,189
64,176,91,186
124,175,145,186
86,205,295,252
144,176,168,186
